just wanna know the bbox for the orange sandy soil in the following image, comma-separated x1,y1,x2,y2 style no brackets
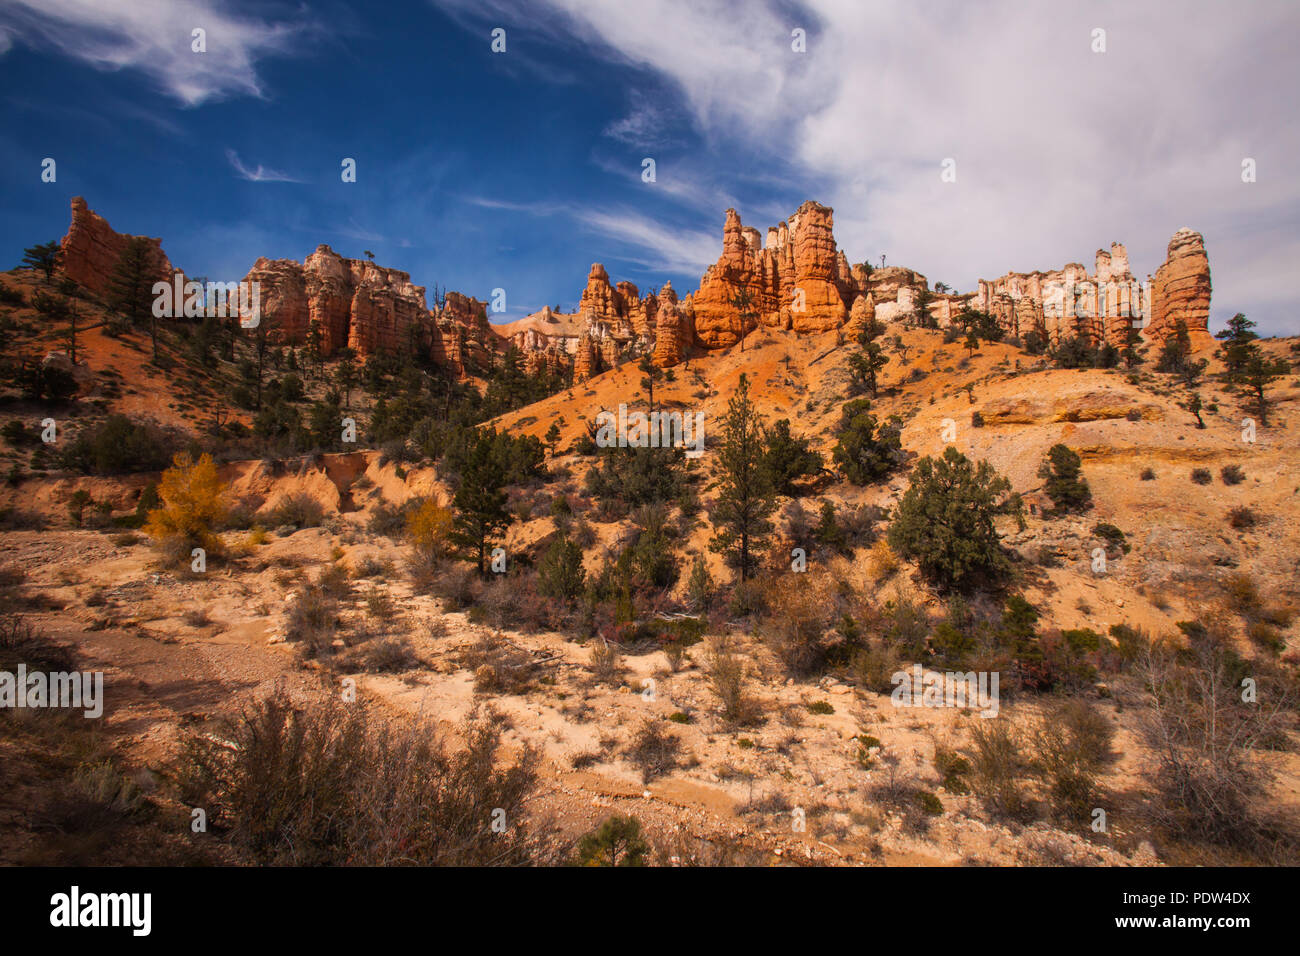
3,267,1299,864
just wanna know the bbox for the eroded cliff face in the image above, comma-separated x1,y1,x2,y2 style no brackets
59,197,175,296
239,247,498,374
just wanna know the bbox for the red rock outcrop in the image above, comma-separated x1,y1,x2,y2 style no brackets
241,247,499,374
573,332,599,382
549,201,898,379
651,281,689,369
241,246,427,356
691,201,852,348
577,264,621,325
497,306,585,356
59,196,175,297
1149,228,1212,343
845,293,876,337
509,202,1216,384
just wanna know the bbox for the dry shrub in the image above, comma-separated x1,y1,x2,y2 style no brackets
704,636,758,726
1227,506,1257,529
35,760,144,856
351,554,392,579
759,573,837,677
1133,632,1300,861
182,608,212,628
624,720,682,783
852,634,905,694
420,559,480,610
315,562,354,601
654,830,768,866
1220,464,1246,485
364,585,397,623
477,573,553,633
589,638,622,686
866,750,938,834
1030,699,1115,822
285,584,338,659
351,636,421,673
0,615,77,673
664,639,690,673
462,633,538,694
267,492,324,529
968,716,1034,822
177,691,541,865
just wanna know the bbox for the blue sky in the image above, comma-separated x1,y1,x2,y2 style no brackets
2,0,1297,334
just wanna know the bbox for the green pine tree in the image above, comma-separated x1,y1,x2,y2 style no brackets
709,373,776,581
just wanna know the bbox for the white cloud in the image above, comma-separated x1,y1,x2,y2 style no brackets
0,0,313,106
434,0,1300,334
225,148,303,183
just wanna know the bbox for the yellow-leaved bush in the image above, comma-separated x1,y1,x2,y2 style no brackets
145,452,228,558
406,499,453,561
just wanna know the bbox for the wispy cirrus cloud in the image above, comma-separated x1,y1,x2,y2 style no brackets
0,0,316,106
602,88,688,149
467,192,717,275
225,148,303,184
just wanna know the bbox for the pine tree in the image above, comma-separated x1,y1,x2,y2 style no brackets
335,349,358,409
538,533,586,601
759,418,822,495
1215,312,1258,381
1038,444,1092,514
22,240,61,283
107,237,160,359
848,340,888,398
887,447,1024,592
451,431,513,575
1121,324,1145,369
831,399,903,485
1240,348,1290,427
709,374,775,581
1154,319,1193,375
637,354,661,414
728,287,757,352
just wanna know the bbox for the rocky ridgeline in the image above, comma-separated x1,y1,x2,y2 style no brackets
507,201,1212,381
56,197,499,376
56,196,1213,383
